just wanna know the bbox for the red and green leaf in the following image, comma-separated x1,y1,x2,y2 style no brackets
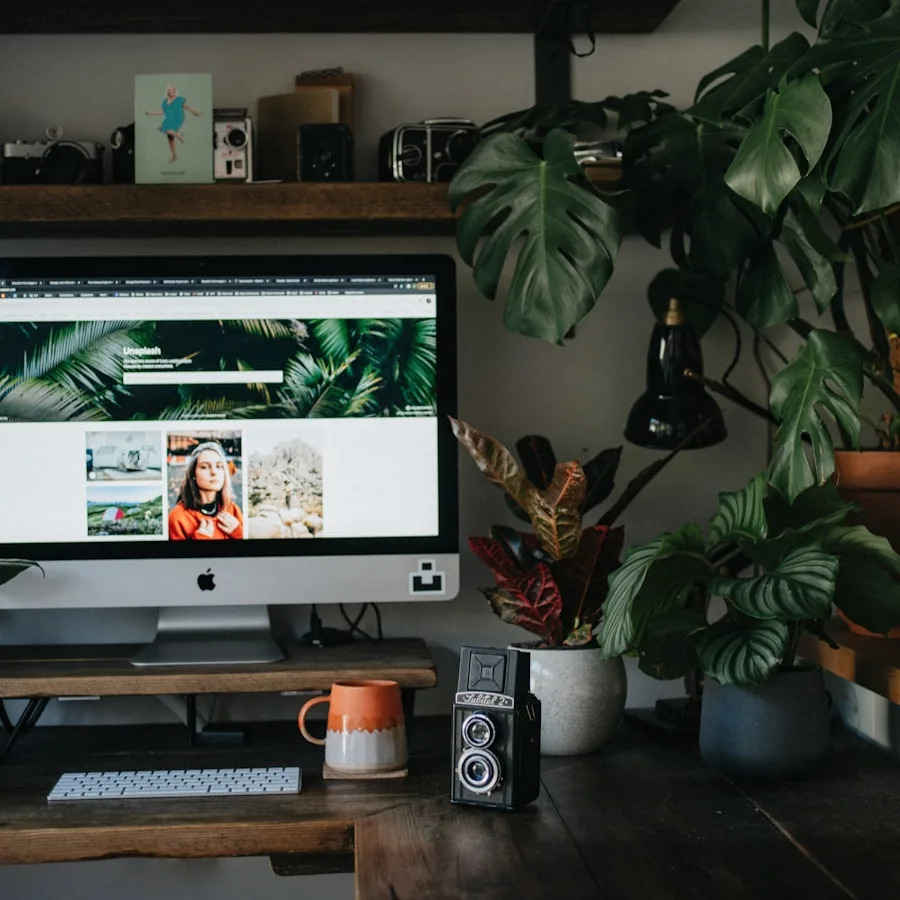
468,535,528,581
450,417,528,504
481,563,564,644
552,525,626,632
525,461,587,560
515,434,557,489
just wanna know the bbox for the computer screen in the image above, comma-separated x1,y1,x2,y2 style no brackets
0,254,459,653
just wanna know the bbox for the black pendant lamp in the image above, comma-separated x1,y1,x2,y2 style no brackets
624,298,727,451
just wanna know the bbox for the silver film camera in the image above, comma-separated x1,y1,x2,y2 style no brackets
213,108,253,182
2,127,103,185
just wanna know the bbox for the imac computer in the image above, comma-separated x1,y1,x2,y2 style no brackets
0,253,459,665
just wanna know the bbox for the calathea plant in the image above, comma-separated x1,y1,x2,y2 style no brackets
451,417,688,646
598,472,900,685
449,0,900,503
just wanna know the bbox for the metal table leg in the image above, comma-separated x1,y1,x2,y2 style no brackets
0,698,50,762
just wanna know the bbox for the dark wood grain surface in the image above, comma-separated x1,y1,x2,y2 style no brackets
0,174,622,238
0,0,681,34
0,639,437,698
1,717,897,900
355,792,599,899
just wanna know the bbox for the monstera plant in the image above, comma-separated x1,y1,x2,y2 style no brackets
449,0,900,503
451,417,691,646
598,472,900,684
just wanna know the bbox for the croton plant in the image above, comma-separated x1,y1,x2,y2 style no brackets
451,417,686,647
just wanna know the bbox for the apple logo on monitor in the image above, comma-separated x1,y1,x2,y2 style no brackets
197,569,216,591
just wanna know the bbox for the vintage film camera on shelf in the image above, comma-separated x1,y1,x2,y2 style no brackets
213,108,253,182
299,123,353,182
451,646,540,810
1,127,104,185
379,117,477,183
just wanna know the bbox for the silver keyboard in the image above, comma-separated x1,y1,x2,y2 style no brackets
47,766,301,802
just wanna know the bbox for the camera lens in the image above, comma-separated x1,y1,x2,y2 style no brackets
446,129,474,163
457,747,501,795
462,713,496,748
226,128,246,148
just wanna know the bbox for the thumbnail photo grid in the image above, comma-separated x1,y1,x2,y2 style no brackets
85,427,323,541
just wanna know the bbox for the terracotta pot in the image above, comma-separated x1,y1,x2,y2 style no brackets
834,450,900,638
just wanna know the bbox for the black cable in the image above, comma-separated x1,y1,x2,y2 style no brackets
338,603,384,643
0,700,12,734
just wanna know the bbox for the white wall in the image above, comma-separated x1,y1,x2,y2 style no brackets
0,0,828,725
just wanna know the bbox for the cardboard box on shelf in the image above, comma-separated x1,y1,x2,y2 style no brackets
295,70,355,133
256,89,340,182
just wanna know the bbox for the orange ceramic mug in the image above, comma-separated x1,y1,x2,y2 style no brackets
298,680,408,775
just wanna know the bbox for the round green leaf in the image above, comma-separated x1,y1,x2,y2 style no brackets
696,619,790,685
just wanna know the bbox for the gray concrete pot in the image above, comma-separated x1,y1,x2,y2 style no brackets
699,667,831,779
514,643,627,756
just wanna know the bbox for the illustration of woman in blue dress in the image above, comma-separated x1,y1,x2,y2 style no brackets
145,84,202,164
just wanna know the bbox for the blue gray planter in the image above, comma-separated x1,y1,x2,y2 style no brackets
699,667,831,779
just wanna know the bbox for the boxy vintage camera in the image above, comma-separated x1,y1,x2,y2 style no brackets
2,130,104,185
451,646,540,810
379,117,477,183
214,108,253,182
299,123,353,182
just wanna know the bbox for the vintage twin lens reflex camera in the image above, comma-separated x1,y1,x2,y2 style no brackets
2,129,104,185
379,117,477,183
451,646,540,810
213,108,253,182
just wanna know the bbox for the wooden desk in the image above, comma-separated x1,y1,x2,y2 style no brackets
1,718,898,899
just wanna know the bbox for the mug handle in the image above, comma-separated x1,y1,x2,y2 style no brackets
298,695,330,746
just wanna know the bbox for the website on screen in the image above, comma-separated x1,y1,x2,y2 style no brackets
0,274,439,545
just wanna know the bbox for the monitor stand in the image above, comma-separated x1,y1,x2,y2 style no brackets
130,605,284,667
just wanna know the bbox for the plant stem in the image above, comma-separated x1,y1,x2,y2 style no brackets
684,369,778,424
848,229,891,365
880,212,900,265
762,0,771,52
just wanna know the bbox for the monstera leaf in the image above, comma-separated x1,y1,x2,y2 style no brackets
768,330,864,501
691,31,811,121
625,112,769,279
449,129,623,343
725,74,832,216
695,618,790,686
871,264,900,335
800,11,900,213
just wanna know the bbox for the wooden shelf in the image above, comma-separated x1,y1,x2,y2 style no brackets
1,1,682,35
0,638,437,697
0,169,622,237
798,619,900,705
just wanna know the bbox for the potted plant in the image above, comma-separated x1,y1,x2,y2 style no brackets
451,416,695,755
448,0,900,633
597,470,900,776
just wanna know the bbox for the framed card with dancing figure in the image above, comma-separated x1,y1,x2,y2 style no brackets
135,73,213,183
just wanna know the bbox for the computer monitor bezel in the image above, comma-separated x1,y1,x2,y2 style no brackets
0,252,458,563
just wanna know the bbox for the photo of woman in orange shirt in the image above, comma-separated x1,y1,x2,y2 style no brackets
168,441,243,540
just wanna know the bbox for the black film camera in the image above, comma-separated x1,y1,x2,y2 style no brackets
110,123,135,184
379,117,477,183
451,646,540,810
299,123,353,182
2,133,104,185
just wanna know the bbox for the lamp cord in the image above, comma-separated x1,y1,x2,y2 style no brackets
338,603,383,643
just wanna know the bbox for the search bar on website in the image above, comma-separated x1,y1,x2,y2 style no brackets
123,370,284,386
